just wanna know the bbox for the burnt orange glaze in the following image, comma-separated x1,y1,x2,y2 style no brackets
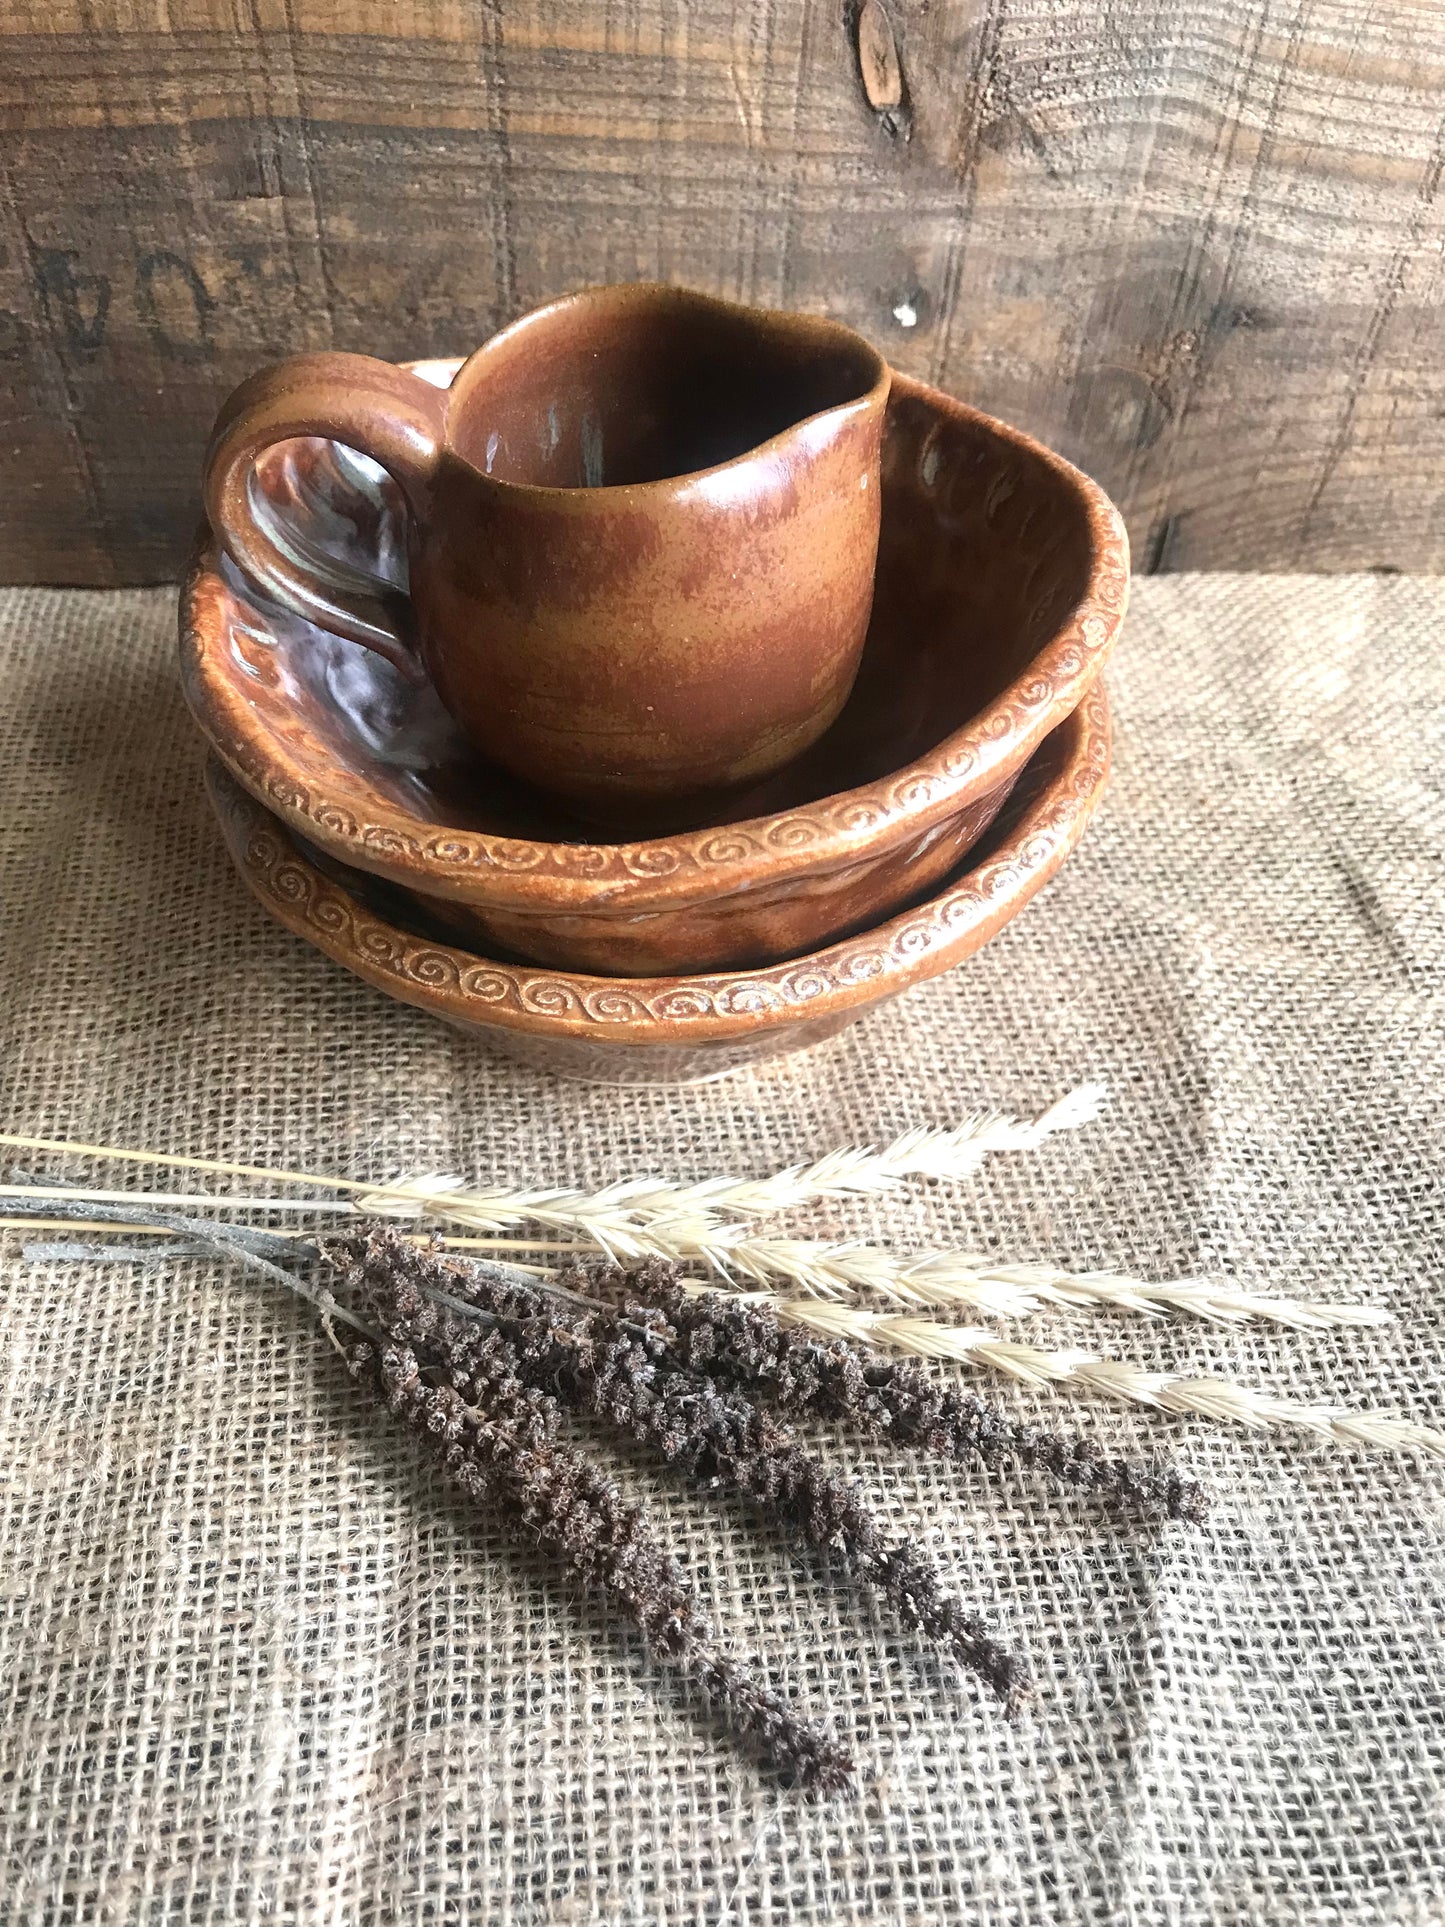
204,284,890,815
335,787,1011,976
203,684,1110,1084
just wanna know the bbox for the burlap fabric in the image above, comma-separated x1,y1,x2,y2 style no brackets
1,575,1442,1924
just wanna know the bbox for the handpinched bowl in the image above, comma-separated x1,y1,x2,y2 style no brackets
205,683,1111,1086
182,360,1128,977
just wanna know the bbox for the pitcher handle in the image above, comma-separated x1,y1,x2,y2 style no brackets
203,351,447,678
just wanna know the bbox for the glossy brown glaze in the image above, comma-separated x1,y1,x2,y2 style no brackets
182,363,1128,974
204,683,1111,1085
203,285,889,814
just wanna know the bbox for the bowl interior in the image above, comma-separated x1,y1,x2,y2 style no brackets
212,371,1098,848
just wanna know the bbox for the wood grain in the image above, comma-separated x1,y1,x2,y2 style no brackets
0,0,1442,582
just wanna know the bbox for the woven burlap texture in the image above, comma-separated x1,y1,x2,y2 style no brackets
1,575,1442,1925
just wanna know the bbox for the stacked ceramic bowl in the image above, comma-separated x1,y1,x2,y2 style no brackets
183,350,1126,1084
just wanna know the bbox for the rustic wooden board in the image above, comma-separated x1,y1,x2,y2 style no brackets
1,0,1442,582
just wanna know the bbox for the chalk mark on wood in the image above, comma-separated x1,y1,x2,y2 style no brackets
136,251,216,362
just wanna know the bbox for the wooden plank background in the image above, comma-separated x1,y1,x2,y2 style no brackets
1,0,1442,584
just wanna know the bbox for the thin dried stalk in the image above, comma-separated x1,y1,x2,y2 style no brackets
752,1298,1445,1457
22,1236,221,1263
0,1186,576,1255
0,1198,562,1266
0,1182,358,1215
0,1215,186,1237
0,1131,372,1189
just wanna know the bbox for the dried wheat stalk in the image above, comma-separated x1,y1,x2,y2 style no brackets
347,1086,1104,1228
0,1086,1104,1259
8,1188,1440,1457
906,1261,1393,1331
0,1186,1391,1335
1,1104,1423,1455
737,1297,1445,1456
653,1231,1391,1331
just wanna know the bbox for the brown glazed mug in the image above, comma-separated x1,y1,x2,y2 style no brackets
203,284,891,816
